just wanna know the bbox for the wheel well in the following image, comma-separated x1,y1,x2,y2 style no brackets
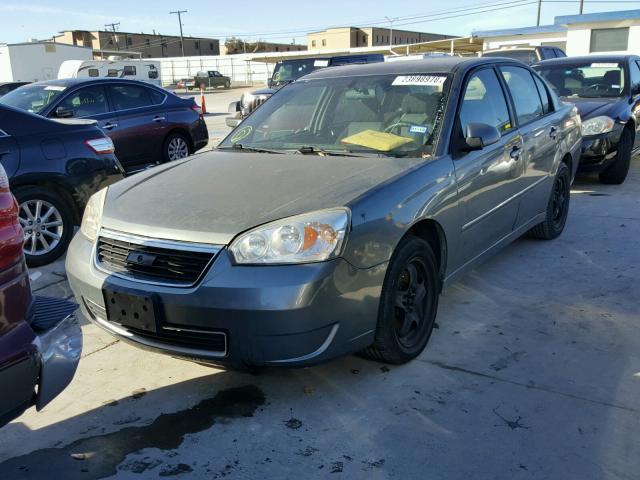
406,219,447,286
165,128,194,153
13,181,81,224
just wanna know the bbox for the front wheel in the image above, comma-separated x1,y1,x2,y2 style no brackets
162,133,190,163
14,186,75,267
224,80,231,89
528,162,571,240
361,236,440,364
599,128,633,184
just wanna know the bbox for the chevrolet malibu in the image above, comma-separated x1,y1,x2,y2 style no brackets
66,58,581,368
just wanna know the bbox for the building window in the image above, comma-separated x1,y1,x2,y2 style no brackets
126,37,132,46
195,41,200,49
590,27,629,52
362,35,366,44
312,40,316,47
322,39,326,47
145,39,150,46
210,42,214,50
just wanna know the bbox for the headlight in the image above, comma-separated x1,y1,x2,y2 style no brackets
241,93,254,108
80,187,107,242
581,116,615,136
229,208,350,264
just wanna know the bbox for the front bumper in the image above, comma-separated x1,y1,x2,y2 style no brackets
66,232,386,368
579,124,624,172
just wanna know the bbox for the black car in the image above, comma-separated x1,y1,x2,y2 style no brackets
0,82,30,97
483,46,566,65
0,104,124,266
0,79,209,173
534,55,640,184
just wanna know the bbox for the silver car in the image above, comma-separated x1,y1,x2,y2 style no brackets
66,58,581,368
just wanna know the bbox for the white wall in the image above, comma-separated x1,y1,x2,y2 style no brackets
483,32,567,50
565,20,640,56
0,46,13,82
0,43,92,82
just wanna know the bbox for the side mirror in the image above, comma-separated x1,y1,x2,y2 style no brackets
465,123,501,150
54,106,73,118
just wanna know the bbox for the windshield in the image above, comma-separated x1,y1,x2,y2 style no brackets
535,62,627,98
271,60,319,87
483,50,538,64
220,73,451,157
0,84,66,113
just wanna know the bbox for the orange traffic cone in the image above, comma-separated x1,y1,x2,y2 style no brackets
200,88,207,115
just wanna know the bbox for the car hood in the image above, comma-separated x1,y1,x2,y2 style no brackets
249,87,276,96
101,150,422,245
560,96,621,119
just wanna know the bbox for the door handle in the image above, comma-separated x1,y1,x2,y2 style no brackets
101,122,118,130
152,116,166,122
510,146,522,160
549,127,558,140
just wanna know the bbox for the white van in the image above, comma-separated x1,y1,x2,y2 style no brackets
58,60,161,86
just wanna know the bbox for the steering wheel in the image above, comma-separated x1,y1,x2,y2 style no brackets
384,121,415,135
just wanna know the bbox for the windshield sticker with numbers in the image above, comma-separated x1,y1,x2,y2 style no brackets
392,75,447,86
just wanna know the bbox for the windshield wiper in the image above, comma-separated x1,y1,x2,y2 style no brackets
295,146,376,157
218,144,284,154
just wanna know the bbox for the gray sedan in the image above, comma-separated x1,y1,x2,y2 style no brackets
66,57,581,368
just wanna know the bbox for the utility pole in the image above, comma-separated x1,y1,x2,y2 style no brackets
536,0,542,26
105,22,120,51
385,16,398,50
579,0,584,14
170,10,187,56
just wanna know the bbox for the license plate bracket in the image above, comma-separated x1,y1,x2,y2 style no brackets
103,289,158,333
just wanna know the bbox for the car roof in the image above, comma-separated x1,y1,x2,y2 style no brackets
535,54,640,66
26,78,160,88
302,57,511,79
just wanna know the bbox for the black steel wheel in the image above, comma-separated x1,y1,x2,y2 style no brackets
362,236,440,364
528,162,571,240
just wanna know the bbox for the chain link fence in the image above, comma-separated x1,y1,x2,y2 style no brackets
150,54,275,87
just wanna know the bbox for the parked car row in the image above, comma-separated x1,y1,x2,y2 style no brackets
65,57,581,370
0,77,210,265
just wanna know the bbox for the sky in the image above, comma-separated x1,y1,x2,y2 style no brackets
1,0,639,44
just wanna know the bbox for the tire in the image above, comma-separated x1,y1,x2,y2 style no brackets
224,80,231,89
361,236,440,364
599,128,633,184
14,186,75,267
162,133,190,163
528,162,571,240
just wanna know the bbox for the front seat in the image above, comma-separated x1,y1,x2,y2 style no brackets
602,70,622,91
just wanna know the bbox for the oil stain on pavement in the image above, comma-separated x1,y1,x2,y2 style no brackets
0,385,265,479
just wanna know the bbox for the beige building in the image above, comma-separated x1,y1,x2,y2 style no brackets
307,27,453,50
220,41,307,55
53,30,220,58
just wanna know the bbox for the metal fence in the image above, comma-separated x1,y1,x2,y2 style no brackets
149,54,275,87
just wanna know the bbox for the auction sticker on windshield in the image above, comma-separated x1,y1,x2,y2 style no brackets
590,63,619,68
230,125,252,144
44,86,66,91
392,75,447,87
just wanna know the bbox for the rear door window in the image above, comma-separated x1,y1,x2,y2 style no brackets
500,66,544,125
533,75,551,114
108,84,154,110
58,85,109,117
458,68,513,136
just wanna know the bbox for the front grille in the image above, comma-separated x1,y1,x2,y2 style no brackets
127,326,227,353
96,231,220,286
242,94,270,116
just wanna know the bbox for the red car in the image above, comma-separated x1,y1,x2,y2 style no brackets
0,163,81,427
